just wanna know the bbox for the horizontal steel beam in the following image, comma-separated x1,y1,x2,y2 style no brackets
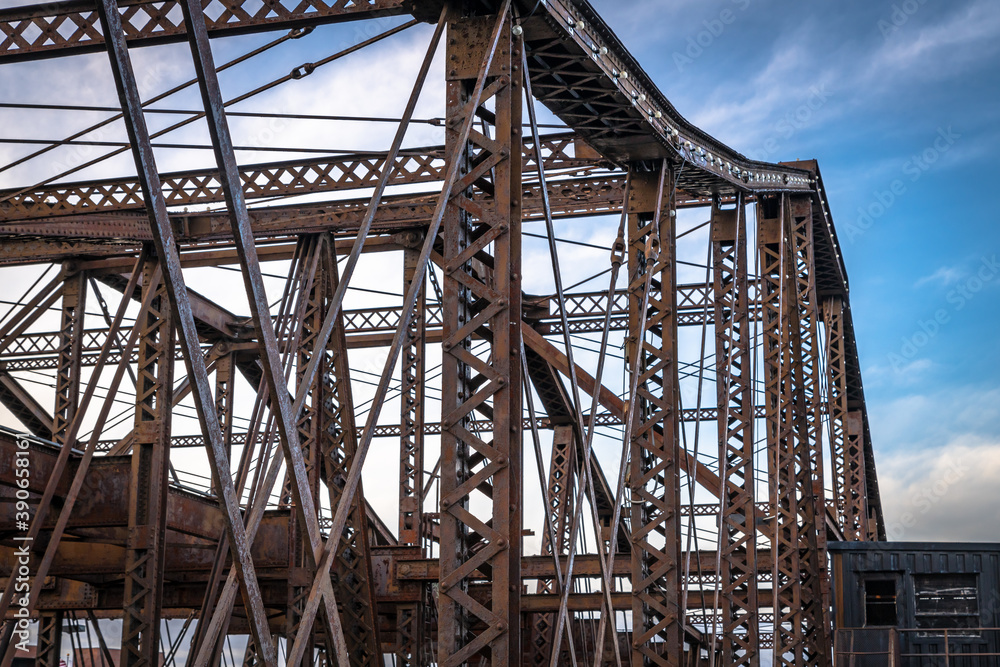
0,134,589,222
0,0,408,63
0,282,744,368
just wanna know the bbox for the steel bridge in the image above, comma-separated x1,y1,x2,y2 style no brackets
0,1,884,665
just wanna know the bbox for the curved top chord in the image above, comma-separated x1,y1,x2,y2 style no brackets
523,0,814,195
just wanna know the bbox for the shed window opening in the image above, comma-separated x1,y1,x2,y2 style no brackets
914,574,980,636
864,579,898,627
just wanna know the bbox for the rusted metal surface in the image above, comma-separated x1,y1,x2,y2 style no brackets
438,7,521,664
712,197,760,665
0,0,408,63
626,165,682,666
788,195,833,666
0,2,888,666
95,0,278,661
121,255,174,667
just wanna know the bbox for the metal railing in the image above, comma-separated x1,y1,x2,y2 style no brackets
835,628,1000,666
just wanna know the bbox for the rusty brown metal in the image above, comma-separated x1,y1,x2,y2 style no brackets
788,195,833,666
95,1,279,662
711,196,760,666
120,253,175,667
396,247,428,667
0,0,408,63
0,3,889,666
626,164,682,667
51,269,86,446
760,195,803,667
438,5,521,665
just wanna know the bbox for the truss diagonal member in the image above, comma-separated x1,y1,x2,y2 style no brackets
522,45,621,667
187,236,321,667
289,9,447,425
177,1,352,662
0,371,52,438
94,2,277,664
0,268,66,356
281,11,449,667
585,187,634,667
521,350,580,667
521,325,726,500
313,239,382,665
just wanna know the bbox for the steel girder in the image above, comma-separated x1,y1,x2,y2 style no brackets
0,135,591,223
395,247,429,666
51,269,87,446
759,195,831,667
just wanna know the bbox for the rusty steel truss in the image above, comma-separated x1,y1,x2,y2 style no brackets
0,1,885,666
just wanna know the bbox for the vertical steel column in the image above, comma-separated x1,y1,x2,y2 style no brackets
212,348,236,497
711,198,760,666
121,254,175,667
400,247,427,546
626,165,681,667
823,295,869,542
758,196,802,667
788,196,832,667
529,425,576,666
397,247,427,667
821,296,848,535
51,268,87,445
289,236,323,667
34,613,62,667
315,238,382,666
438,6,522,665
845,411,871,541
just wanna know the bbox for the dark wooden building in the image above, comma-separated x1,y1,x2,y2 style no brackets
829,541,1000,665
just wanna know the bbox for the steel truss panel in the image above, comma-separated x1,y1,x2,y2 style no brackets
121,255,174,667
0,135,588,222
0,0,407,63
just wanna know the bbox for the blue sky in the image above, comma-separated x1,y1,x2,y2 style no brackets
0,0,997,542
589,0,1000,540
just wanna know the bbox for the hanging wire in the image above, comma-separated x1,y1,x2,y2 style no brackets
0,20,418,199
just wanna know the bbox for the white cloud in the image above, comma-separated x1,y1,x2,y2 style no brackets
870,0,1000,77
869,385,1000,541
915,265,963,288
878,435,1000,542
687,40,840,153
